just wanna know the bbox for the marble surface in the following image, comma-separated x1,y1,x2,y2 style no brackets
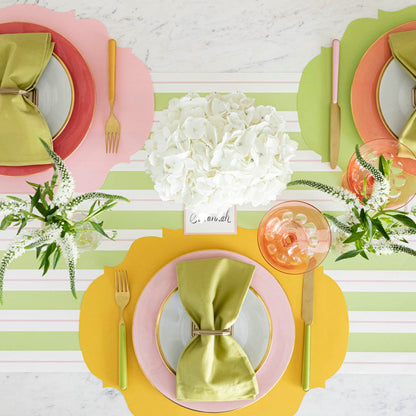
1,0,416,415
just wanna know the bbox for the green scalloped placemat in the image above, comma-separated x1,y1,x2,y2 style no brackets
297,6,416,172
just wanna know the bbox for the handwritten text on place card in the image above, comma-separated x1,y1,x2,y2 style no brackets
184,207,237,234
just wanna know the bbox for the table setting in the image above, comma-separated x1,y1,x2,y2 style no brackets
0,2,415,416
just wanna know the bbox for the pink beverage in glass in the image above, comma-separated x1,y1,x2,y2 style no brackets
257,201,331,275
345,138,416,208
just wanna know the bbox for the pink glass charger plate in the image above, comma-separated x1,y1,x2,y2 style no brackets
132,250,295,413
0,5,154,193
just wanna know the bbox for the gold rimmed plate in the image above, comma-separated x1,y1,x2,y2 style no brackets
132,249,295,413
156,286,272,375
377,57,416,138
37,52,74,139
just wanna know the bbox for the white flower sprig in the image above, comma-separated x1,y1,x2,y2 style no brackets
289,145,416,261
0,139,128,303
145,92,298,216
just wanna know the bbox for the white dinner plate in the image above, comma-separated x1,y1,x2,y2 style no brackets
36,54,74,139
156,287,271,374
378,58,416,138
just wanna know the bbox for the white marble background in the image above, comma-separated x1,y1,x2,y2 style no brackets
0,0,416,415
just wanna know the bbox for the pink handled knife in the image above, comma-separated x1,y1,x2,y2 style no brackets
330,39,340,169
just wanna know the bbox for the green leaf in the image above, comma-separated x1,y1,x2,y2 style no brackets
90,221,113,239
88,200,98,216
343,231,366,244
378,154,386,175
40,243,56,276
361,176,368,197
36,246,42,259
367,216,373,239
35,202,48,217
30,186,41,211
26,181,41,189
25,241,42,250
51,165,58,188
0,215,13,230
371,218,390,240
6,195,25,203
352,207,360,219
359,250,369,260
16,217,27,235
335,250,361,261
391,214,416,229
359,208,367,226
52,247,61,269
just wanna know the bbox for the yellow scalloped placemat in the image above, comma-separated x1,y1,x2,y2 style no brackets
79,228,348,415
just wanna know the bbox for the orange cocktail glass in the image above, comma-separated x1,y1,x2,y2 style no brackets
344,138,416,208
257,201,331,275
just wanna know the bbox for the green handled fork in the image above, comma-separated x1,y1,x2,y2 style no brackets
115,270,130,390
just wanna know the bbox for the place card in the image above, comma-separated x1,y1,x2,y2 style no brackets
184,207,237,234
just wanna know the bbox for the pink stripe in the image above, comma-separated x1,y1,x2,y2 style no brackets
7,279,93,282
0,360,83,363
350,321,416,324
154,81,300,84
337,280,416,283
293,160,322,162
345,362,416,365
0,319,78,322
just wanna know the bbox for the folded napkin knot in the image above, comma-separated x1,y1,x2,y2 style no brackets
175,257,259,402
191,322,233,337
0,32,54,165
389,31,416,154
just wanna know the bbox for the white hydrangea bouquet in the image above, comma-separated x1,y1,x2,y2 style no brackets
145,92,297,217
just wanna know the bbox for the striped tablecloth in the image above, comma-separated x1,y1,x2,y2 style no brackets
0,73,415,375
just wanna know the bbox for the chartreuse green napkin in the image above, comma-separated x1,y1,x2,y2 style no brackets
176,257,259,402
0,33,54,165
389,31,416,154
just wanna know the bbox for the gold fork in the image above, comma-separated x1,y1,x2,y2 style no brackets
115,269,130,390
105,39,120,153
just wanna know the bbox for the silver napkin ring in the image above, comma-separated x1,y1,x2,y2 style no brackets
0,88,38,105
191,322,234,337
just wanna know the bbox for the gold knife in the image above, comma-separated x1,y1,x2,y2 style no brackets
330,39,340,169
301,264,315,391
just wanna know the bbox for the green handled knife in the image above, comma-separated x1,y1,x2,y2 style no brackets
302,267,315,391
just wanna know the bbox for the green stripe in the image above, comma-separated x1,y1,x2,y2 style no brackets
100,211,183,229
323,251,416,270
345,292,416,311
155,93,297,111
0,332,79,350
0,332,415,353
1,292,84,309
3,290,416,312
101,171,154,190
347,333,416,352
2,251,127,270
290,171,344,188
101,171,344,191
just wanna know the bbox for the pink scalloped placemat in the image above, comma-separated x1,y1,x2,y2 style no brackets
0,5,154,193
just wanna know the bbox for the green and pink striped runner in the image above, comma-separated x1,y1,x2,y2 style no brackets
0,73,415,375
